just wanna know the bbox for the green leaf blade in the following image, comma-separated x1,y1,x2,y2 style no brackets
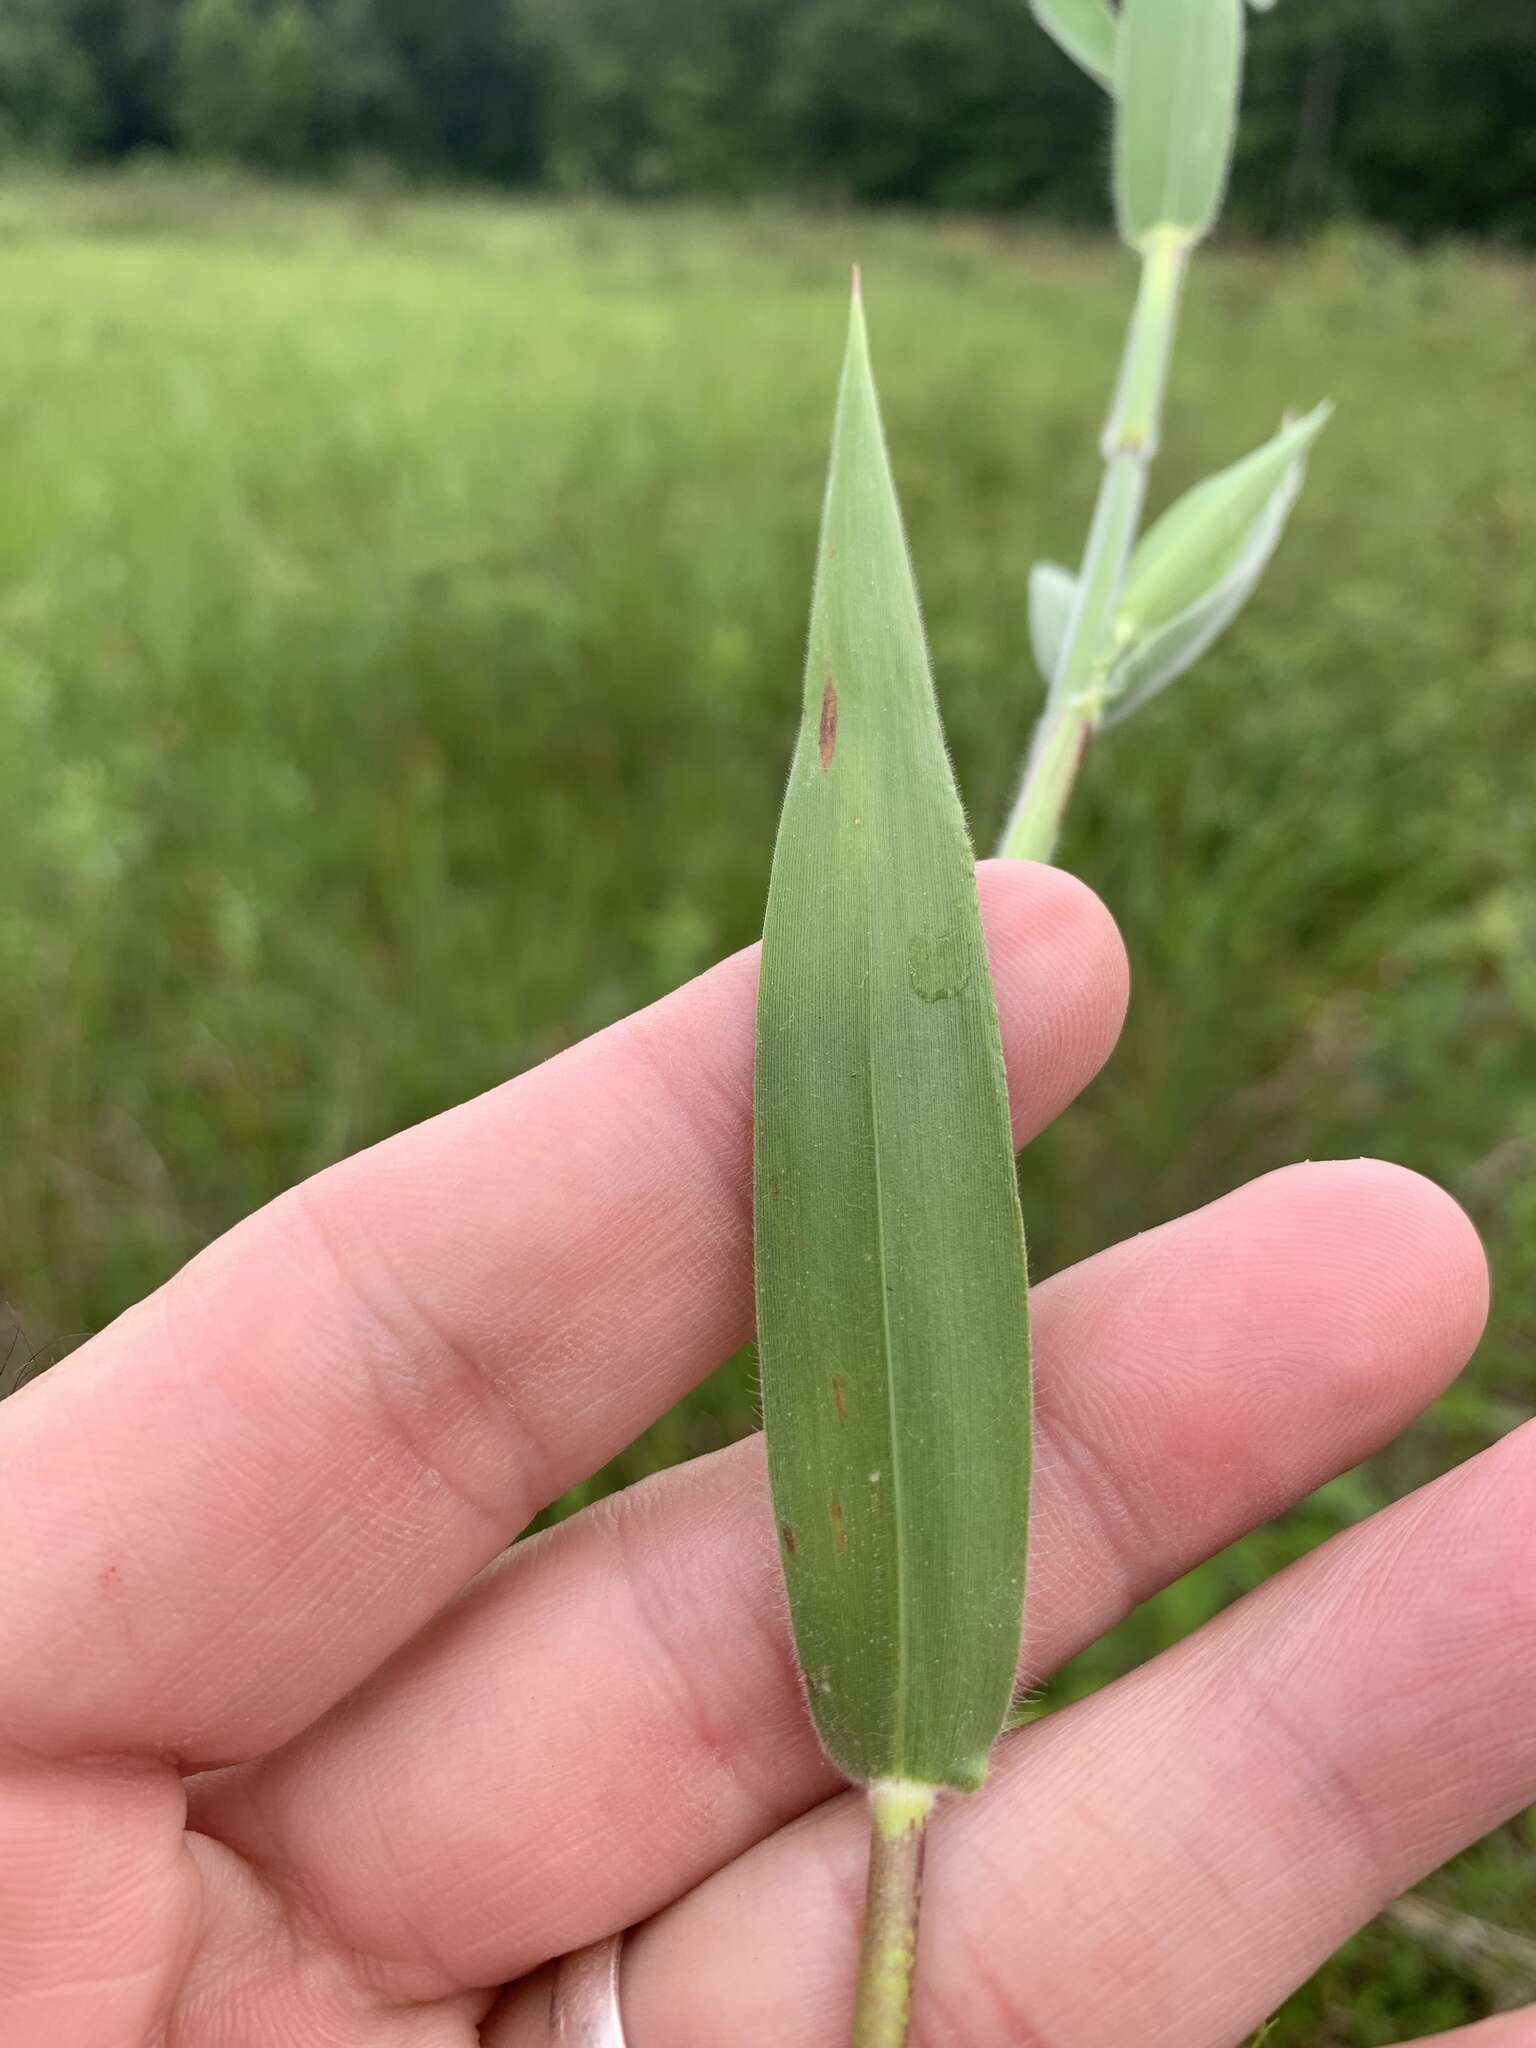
1101,419,1321,725
1120,402,1330,636
1028,560,1078,689
1114,0,1244,248
1028,0,1118,92
754,285,1032,1796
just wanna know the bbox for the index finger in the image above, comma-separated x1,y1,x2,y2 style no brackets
0,862,1127,1767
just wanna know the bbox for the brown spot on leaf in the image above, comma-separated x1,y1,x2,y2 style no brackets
830,1492,847,1553
780,1521,799,1558
833,1375,848,1422
818,679,838,772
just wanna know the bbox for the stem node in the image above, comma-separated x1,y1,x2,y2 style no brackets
999,230,1188,864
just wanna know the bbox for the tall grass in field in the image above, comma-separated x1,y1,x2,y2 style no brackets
2,171,1534,2039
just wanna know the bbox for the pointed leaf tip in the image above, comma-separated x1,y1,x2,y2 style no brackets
1120,400,1330,634
1101,401,1331,725
851,262,863,306
1028,0,1117,93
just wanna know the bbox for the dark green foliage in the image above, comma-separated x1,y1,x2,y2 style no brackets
774,0,1105,212
315,0,409,163
11,0,1536,241
173,0,258,160
250,1,323,173
1232,0,1536,241
0,0,103,162
365,0,543,184
518,0,785,197
66,0,184,156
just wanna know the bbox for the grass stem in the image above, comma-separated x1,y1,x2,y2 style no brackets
998,228,1189,862
849,1781,938,2048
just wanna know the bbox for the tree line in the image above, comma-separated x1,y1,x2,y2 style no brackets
2,0,1533,242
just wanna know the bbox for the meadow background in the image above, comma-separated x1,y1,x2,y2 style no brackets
2,164,1535,2041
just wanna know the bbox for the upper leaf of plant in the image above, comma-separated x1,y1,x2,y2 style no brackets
1028,0,1118,92
1119,403,1330,636
1028,560,1078,688
1100,454,1306,725
754,281,1033,1797
1114,0,1244,249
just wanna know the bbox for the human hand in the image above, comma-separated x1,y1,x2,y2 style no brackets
2,863,1525,2048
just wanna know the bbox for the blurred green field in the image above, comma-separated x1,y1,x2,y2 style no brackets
3,172,1535,2041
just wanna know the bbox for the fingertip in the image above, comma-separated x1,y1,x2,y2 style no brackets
1403,2015,1536,2048
976,859,1130,1145
1358,1156,1491,1367
1027,1155,1493,1579
1263,1156,1489,1359
1203,1158,1491,1438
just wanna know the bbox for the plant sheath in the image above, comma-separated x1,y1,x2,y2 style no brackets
851,1782,938,2048
998,225,1187,861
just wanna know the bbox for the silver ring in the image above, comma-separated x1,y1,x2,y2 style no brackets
550,1930,628,2047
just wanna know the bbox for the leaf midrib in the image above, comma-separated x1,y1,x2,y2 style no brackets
865,889,910,1774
